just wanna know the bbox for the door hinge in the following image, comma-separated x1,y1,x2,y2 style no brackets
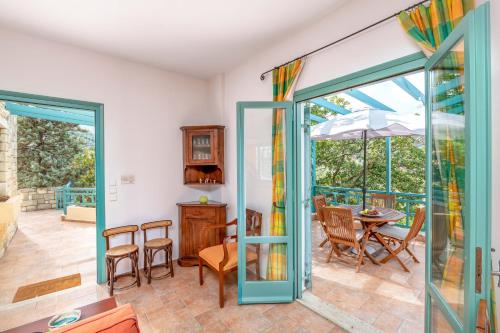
476,247,482,293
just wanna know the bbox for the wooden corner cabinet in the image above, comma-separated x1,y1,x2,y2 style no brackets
176,201,227,267
181,125,225,185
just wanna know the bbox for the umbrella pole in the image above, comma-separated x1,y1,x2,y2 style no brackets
362,130,367,210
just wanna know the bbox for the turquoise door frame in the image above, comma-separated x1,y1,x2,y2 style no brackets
293,52,427,300
236,101,295,304
424,3,491,332
0,90,107,284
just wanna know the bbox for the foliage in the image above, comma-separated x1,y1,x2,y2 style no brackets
17,117,95,188
312,96,425,194
71,148,95,187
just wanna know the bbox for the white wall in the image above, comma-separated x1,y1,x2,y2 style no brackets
217,0,421,219
487,0,500,322
0,28,221,266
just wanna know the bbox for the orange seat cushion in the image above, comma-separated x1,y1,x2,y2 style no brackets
199,242,257,271
52,304,139,333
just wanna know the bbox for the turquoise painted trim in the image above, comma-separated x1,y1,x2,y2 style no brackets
475,4,492,332
236,101,294,305
385,137,391,193
294,52,427,103
310,97,351,115
0,90,106,284
424,4,492,331
310,114,327,123
392,77,424,101
5,102,95,126
345,90,395,111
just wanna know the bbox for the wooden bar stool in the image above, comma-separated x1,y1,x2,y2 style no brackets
141,220,174,284
102,225,141,296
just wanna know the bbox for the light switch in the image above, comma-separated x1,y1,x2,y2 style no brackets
109,193,118,201
121,175,135,184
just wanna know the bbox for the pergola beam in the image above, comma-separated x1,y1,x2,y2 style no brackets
345,90,395,111
5,102,94,126
310,114,327,123
311,98,351,115
393,77,424,101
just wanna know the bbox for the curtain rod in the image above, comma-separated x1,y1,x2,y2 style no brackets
259,0,429,80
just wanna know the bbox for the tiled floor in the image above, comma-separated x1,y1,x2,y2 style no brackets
0,210,424,332
0,210,345,333
0,210,96,306
310,220,425,333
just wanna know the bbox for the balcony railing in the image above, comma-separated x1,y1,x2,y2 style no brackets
312,185,426,228
56,185,96,214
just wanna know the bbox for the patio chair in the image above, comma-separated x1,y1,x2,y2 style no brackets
370,193,396,209
312,195,329,247
321,206,366,272
374,206,425,272
198,218,259,308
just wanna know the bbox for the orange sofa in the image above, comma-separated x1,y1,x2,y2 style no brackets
52,304,139,333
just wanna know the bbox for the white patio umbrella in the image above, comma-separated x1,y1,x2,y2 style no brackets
311,109,425,209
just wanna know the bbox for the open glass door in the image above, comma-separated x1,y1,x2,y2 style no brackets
237,101,294,304
425,4,491,332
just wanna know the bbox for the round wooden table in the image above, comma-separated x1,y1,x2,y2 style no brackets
346,205,406,264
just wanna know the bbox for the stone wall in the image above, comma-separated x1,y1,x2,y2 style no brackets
0,102,17,197
19,187,57,212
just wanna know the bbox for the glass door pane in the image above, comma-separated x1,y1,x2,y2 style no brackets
237,101,294,304
425,4,491,332
429,37,466,321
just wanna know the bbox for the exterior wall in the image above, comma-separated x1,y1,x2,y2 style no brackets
0,102,17,198
19,187,57,212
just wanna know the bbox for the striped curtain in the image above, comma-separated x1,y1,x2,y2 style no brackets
398,0,475,57
266,59,303,280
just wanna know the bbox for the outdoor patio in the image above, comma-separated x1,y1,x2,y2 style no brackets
0,210,96,306
310,216,425,333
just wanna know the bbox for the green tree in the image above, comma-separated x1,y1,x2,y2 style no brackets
71,148,95,187
312,97,425,195
17,118,90,188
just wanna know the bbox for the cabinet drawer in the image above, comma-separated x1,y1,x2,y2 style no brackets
184,207,216,219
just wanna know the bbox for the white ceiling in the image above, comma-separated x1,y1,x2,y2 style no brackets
0,0,347,79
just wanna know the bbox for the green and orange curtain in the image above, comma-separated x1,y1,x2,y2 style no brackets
398,0,475,57
266,59,303,281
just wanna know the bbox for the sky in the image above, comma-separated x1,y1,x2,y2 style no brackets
324,71,425,117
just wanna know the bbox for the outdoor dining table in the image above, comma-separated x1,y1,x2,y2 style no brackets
345,205,406,265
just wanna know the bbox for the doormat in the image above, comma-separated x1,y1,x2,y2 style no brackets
12,273,81,303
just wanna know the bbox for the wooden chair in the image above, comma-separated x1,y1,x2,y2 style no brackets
370,193,396,209
198,218,258,308
321,206,366,272
312,195,329,247
141,220,174,284
102,225,141,296
374,206,426,272
246,209,262,279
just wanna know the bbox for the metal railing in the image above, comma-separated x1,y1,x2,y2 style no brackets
56,184,96,214
312,185,426,228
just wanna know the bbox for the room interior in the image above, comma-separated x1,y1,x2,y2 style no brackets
0,0,498,332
